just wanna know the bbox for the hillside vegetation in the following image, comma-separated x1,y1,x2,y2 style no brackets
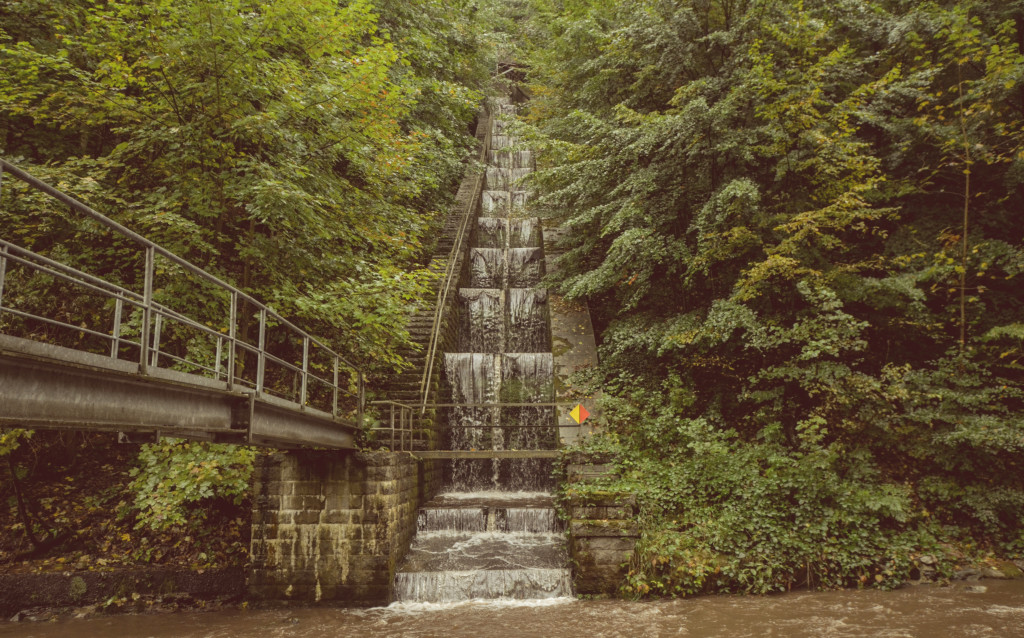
0,0,495,551
517,0,1024,594
3,0,1023,596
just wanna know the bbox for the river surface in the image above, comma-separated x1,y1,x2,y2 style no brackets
3,579,1024,638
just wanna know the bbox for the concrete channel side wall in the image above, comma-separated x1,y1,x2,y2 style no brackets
543,225,600,446
248,451,442,604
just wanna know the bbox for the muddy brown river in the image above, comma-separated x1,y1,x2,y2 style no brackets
3,579,1023,637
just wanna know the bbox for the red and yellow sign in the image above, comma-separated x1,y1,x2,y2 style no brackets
570,404,589,424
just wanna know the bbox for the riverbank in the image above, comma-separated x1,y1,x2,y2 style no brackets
558,444,1024,598
1,432,249,619
1,568,244,621
3,547,1020,622
3,433,1021,620
4,578,1024,638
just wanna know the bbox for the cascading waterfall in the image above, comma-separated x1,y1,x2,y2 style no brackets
440,353,555,492
458,289,503,353
394,494,570,603
507,289,548,352
417,505,563,535
394,95,571,604
444,352,501,491
477,218,540,249
458,289,548,354
499,353,556,490
469,247,543,288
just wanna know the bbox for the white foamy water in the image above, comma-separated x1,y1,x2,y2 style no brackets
505,507,561,533
384,595,576,613
394,568,573,603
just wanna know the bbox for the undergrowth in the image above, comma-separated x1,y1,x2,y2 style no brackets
561,411,1018,598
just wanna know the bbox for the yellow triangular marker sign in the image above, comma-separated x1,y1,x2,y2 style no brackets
570,404,589,424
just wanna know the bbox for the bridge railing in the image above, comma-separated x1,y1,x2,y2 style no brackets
0,159,364,425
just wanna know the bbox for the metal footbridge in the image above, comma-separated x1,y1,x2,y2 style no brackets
0,159,363,449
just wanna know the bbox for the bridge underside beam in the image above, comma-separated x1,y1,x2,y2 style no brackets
0,336,355,449
247,399,355,449
0,351,247,441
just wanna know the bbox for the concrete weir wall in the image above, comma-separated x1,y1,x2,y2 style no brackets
248,451,441,604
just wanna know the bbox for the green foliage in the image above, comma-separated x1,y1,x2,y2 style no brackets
530,0,1024,594
0,0,492,372
1,1,497,527
0,429,31,457
565,398,951,596
123,439,255,532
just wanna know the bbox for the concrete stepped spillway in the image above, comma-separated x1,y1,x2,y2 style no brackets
394,95,572,604
394,493,570,603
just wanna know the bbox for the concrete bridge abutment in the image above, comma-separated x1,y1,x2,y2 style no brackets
248,450,442,604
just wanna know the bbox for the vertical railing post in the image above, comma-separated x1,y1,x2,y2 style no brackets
403,406,410,451
214,335,223,380
139,246,155,375
110,297,123,359
0,164,5,315
227,291,237,390
256,308,267,395
357,371,365,429
150,313,163,368
300,336,309,409
0,167,5,317
0,244,8,314
407,408,413,452
332,356,339,418
390,403,396,452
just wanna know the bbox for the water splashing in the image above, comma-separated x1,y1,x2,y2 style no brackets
397,95,568,604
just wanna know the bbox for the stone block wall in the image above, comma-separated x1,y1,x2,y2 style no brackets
249,450,437,604
568,494,638,594
564,453,640,595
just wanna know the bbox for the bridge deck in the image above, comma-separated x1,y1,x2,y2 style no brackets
0,334,357,449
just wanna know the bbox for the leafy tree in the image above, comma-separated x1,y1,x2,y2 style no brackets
1,0,491,370
1,0,493,530
525,0,1024,593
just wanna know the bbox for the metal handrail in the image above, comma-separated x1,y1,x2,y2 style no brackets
0,158,364,425
370,399,587,452
417,105,494,413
